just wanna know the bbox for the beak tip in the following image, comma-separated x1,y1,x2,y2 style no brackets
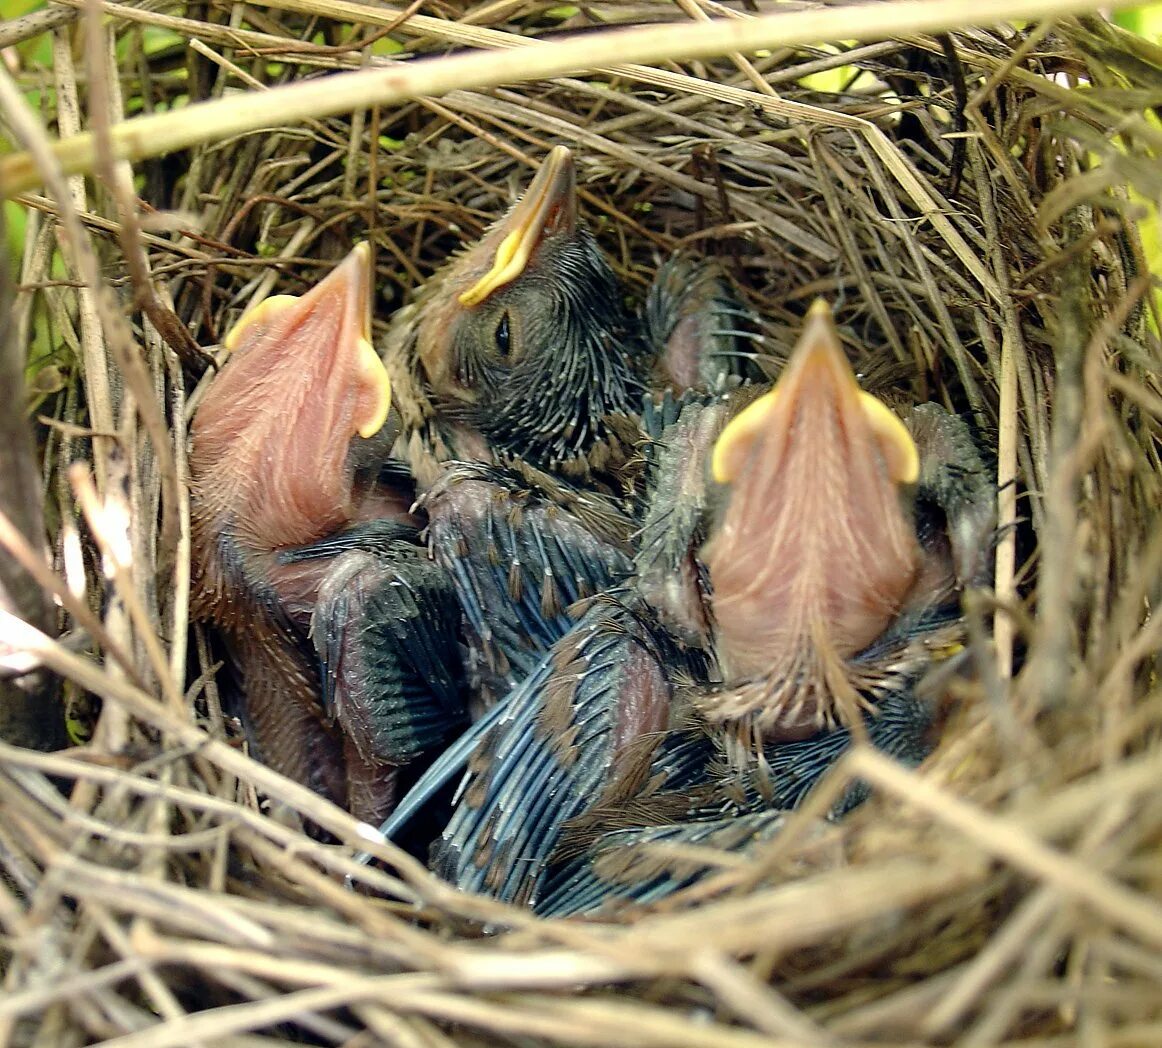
799,300,840,352
348,241,372,277
337,243,374,340
456,146,577,307
336,241,372,287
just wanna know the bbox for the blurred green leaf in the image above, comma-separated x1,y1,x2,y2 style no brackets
371,35,404,56
6,201,27,264
1,0,53,65
799,66,859,93
0,0,45,18
796,43,862,94
1115,4,1162,42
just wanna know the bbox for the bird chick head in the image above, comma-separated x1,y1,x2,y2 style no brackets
700,300,922,741
191,243,391,551
399,146,642,476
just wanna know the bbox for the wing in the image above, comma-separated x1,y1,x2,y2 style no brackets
279,521,469,769
421,460,635,697
537,810,788,918
643,252,767,391
538,687,940,918
431,594,678,906
363,696,511,854
712,683,941,818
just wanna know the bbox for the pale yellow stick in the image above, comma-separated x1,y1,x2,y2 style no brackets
0,0,1138,200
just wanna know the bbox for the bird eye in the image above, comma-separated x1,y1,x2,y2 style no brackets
494,312,512,359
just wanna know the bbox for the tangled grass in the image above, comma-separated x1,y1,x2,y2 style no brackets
1,2,1161,1044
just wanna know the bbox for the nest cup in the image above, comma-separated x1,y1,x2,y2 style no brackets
1,3,1161,1044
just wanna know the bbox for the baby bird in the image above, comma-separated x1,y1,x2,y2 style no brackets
384,144,647,494
190,246,466,827
378,146,653,710
697,300,983,756
428,301,992,909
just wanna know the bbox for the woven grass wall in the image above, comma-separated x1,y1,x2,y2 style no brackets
1,2,1161,1044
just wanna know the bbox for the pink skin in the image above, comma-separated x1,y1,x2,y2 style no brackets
702,307,920,741
192,247,382,562
189,247,400,826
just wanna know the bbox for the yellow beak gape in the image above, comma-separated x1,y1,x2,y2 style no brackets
711,300,919,487
458,228,533,307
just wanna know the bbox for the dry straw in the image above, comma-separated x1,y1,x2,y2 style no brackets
1,1,1161,1045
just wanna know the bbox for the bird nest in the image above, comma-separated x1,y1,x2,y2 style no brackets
2,2,1161,1044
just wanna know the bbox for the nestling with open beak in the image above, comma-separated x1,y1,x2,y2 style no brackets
191,245,466,827
423,300,992,909
529,304,994,916
703,299,928,751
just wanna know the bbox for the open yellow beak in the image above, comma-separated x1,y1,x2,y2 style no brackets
225,243,391,440
713,299,917,488
700,299,923,711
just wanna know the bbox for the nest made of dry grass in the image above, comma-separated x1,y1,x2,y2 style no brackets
2,2,1162,1045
